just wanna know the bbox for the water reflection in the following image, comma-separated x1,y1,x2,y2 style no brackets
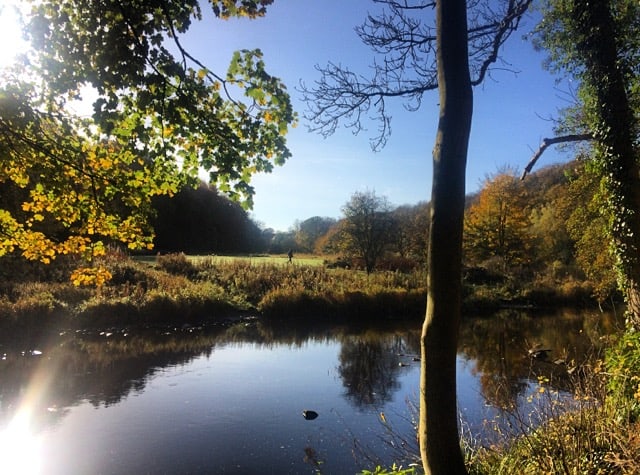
338,334,414,406
458,309,622,412
0,310,624,473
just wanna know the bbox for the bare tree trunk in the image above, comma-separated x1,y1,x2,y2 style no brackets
419,0,471,474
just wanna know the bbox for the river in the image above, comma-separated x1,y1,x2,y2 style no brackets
0,309,622,474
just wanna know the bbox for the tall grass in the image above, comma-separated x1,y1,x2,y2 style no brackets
467,328,640,474
192,256,426,319
0,253,427,330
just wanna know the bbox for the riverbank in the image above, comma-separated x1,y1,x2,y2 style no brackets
0,253,428,334
466,326,640,475
1,252,608,334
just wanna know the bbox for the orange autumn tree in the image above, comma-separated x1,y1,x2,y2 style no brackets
464,170,533,272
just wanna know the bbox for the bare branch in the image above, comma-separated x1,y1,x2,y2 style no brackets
520,133,594,180
470,0,534,86
302,0,534,150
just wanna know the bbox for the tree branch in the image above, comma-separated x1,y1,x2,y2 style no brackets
302,0,534,150
471,0,533,86
520,133,594,180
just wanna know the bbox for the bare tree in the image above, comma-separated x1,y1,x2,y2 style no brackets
301,0,531,151
341,190,394,274
301,1,532,473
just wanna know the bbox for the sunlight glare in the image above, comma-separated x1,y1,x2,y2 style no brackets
0,1,28,69
0,410,42,474
0,410,43,475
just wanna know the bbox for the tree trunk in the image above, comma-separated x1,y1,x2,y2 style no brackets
572,0,640,327
419,0,472,474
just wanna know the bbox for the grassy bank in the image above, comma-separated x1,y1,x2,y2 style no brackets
465,328,640,475
0,252,427,332
1,251,606,333
0,251,607,334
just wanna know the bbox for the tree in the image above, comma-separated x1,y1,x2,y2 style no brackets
391,203,430,264
1,0,295,283
265,229,296,254
152,182,264,254
302,1,532,471
561,160,618,303
313,220,345,255
340,190,394,274
464,170,532,272
524,163,575,269
530,0,640,326
294,216,337,253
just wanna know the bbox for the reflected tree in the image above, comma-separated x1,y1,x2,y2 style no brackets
338,334,410,407
457,310,617,409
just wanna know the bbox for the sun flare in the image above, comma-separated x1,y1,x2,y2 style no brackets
0,2,28,69
0,410,43,475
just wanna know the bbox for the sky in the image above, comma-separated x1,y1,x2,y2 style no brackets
0,1,573,232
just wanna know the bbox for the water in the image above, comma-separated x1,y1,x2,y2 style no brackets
0,310,622,474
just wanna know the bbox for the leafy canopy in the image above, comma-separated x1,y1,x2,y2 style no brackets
464,170,532,270
0,0,296,283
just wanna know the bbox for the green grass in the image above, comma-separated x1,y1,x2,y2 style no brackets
135,253,326,267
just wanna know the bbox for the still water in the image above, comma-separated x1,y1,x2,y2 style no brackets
0,310,621,474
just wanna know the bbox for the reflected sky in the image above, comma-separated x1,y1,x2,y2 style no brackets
0,311,622,474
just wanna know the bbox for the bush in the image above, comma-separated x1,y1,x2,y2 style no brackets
0,253,77,283
155,253,198,277
606,329,640,421
376,255,419,273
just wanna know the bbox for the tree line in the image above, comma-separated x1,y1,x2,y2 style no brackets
255,160,611,305
151,157,615,310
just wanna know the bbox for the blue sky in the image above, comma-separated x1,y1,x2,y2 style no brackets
182,1,571,231
0,1,572,232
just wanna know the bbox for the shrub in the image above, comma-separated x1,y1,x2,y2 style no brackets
359,465,418,475
0,254,77,283
606,329,640,421
155,253,198,277
375,255,419,273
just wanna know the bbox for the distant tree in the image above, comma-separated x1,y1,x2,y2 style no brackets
266,230,296,255
392,203,430,264
341,190,394,274
152,183,264,254
313,221,345,255
260,227,276,250
562,161,617,302
294,216,337,253
528,203,573,267
464,170,532,272
524,163,576,269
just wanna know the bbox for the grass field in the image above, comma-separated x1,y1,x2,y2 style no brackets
135,253,326,267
